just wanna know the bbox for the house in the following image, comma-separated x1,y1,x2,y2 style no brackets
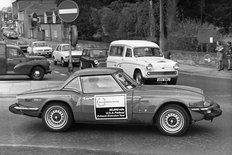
12,0,68,42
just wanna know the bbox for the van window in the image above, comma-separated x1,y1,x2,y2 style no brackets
109,46,124,57
125,48,132,57
8,48,23,58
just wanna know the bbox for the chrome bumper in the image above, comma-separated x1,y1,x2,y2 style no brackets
9,103,39,115
190,103,222,121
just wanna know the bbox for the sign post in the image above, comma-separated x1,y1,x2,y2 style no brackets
58,0,79,74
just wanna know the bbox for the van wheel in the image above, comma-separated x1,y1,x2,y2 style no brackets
42,103,73,132
167,78,177,85
156,104,190,136
135,70,144,85
30,66,45,80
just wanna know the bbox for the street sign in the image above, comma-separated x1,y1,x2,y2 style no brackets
58,0,79,23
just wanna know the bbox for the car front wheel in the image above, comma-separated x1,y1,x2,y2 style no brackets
53,56,57,65
134,70,144,85
30,66,45,80
156,104,190,136
42,103,73,132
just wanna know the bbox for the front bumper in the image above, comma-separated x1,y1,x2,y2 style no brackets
9,103,39,116
190,103,222,121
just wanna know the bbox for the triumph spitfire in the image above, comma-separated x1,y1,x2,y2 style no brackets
9,68,222,136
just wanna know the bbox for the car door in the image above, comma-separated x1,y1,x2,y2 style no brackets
107,46,124,68
7,47,26,73
121,47,135,78
79,75,133,123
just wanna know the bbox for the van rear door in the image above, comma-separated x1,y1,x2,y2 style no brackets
0,42,7,74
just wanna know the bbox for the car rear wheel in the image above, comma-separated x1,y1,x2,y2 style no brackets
42,103,73,132
30,66,45,80
156,104,190,136
167,78,177,85
135,70,144,85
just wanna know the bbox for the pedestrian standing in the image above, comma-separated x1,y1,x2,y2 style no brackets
216,41,224,71
226,41,232,70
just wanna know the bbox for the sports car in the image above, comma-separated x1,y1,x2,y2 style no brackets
9,68,222,136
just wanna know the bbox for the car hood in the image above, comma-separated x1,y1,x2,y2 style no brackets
26,55,46,60
33,47,52,50
136,57,176,69
134,85,203,98
62,50,82,57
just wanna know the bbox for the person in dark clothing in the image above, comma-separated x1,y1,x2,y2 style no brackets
216,41,224,71
226,41,232,70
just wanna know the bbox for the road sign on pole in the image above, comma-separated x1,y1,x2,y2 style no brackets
58,0,79,23
58,0,79,74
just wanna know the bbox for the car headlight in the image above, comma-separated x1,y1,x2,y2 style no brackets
173,63,179,70
94,60,99,64
146,64,152,70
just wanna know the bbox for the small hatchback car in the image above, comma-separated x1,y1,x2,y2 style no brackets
9,68,222,136
80,48,108,69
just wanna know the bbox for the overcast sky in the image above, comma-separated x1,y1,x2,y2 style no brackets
0,0,15,10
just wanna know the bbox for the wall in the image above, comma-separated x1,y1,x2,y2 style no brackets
40,24,62,42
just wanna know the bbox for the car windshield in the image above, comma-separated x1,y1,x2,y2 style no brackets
63,45,70,51
33,42,48,47
114,72,138,89
134,47,163,57
90,49,107,58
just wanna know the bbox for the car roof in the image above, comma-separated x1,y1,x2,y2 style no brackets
110,40,159,48
32,41,46,43
72,67,122,77
6,44,21,49
83,47,108,50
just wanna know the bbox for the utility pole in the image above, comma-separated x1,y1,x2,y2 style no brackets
149,0,155,41
159,0,165,52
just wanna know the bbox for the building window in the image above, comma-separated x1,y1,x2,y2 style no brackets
45,30,49,37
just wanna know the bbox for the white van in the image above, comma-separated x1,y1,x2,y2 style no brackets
107,40,179,85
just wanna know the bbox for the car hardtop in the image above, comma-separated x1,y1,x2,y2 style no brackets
31,41,48,46
72,67,123,77
110,40,159,48
6,44,22,50
83,47,108,50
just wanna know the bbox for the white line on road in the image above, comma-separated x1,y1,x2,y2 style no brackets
53,71,60,74
216,94,232,97
60,74,67,76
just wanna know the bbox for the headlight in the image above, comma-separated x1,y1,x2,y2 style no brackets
173,63,179,70
146,64,152,70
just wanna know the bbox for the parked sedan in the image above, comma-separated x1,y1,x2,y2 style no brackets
27,41,52,57
9,68,222,136
16,41,29,53
80,48,108,69
52,44,82,67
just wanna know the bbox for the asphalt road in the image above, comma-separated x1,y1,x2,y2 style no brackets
0,73,231,155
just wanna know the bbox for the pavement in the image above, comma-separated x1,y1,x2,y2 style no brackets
0,64,231,98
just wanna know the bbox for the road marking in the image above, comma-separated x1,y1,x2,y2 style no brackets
53,71,60,74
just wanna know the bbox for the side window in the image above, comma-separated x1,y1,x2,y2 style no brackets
109,46,124,57
125,48,132,57
81,75,123,93
64,77,81,91
82,50,86,56
8,48,22,58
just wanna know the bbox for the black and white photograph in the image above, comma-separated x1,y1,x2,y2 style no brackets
0,0,231,155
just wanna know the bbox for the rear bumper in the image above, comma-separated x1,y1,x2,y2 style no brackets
190,103,222,121
9,103,39,117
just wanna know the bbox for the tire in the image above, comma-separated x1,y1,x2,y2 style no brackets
42,103,73,132
30,66,45,80
61,58,68,67
53,56,57,65
156,104,190,136
167,78,177,85
134,70,144,85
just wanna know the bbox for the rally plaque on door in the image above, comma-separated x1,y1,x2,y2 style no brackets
94,94,127,120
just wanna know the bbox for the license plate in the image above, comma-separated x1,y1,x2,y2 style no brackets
157,78,171,81
72,60,79,62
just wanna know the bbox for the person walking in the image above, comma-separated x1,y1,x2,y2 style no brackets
226,41,232,70
216,41,224,71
